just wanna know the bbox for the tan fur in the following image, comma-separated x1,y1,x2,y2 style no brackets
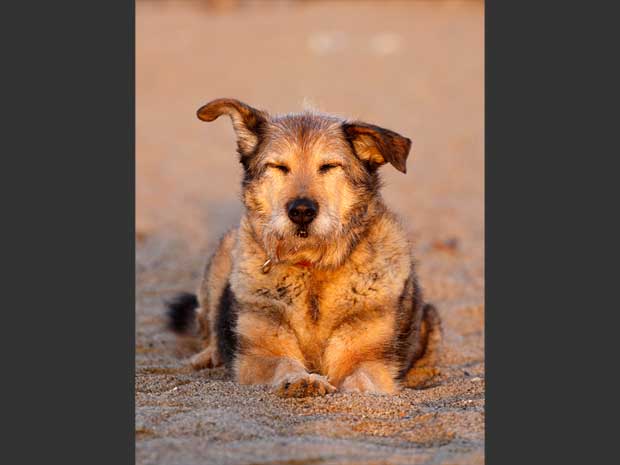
182,99,441,397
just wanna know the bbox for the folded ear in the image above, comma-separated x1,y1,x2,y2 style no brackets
197,98,268,156
342,122,412,174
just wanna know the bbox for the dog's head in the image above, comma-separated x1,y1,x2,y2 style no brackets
197,98,412,268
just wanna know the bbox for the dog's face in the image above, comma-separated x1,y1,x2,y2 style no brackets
197,98,412,268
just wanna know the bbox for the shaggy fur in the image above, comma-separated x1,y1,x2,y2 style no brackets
167,98,441,397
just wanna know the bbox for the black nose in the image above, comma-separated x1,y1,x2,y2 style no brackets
287,198,318,226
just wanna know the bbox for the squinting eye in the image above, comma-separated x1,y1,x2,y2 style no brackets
268,164,290,174
319,163,340,173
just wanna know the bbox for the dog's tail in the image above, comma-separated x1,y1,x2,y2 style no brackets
165,292,199,335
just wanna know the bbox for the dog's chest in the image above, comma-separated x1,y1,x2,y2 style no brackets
245,263,391,365
253,265,380,314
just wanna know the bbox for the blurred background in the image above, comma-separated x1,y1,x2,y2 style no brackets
137,0,483,248
136,1,484,464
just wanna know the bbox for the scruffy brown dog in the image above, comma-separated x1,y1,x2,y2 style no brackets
167,98,441,397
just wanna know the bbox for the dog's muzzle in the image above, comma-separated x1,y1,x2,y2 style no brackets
287,197,318,237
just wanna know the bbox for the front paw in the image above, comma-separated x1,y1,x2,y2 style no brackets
340,370,395,395
276,373,337,398
189,345,221,370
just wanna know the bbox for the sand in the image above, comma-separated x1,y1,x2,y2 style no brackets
136,1,484,463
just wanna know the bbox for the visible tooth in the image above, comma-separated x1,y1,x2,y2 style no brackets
261,258,272,274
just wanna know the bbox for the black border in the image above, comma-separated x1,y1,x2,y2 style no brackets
487,1,617,464
3,2,134,464
3,1,618,464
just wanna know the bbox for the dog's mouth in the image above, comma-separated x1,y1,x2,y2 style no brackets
296,227,309,238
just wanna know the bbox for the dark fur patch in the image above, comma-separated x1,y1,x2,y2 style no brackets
308,293,320,322
422,303,441,334
331,306,386,331
240,127,268,181
253,285,294,306
397,267,440,379
165,292,199,334
244,302,289,328
395,267,434,378
410,269,424,318
215,282,239,367
401,302,440,376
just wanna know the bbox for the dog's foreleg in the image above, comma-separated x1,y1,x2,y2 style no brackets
189,342,222,369
234,312,336,397
324,314,400,394
236,354,336,397
339,360,399,394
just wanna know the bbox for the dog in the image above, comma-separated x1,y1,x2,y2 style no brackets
166,98,441,397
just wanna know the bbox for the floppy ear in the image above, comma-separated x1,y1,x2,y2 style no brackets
197,98,268,156
342,122,412,174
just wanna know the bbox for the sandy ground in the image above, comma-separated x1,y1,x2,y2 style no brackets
136,1,484,464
